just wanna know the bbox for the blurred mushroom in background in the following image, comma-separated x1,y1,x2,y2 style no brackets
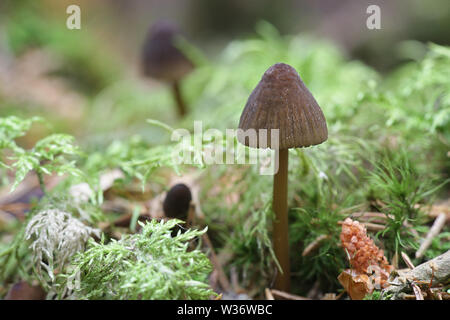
142,20,194,117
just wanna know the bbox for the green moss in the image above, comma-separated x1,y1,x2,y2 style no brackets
56,220,215,300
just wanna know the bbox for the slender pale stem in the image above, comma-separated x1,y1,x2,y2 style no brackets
171,80,187,117
272,148,290,291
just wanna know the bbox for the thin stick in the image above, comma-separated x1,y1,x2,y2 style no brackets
265,288,275,300
411,283,424,300
338,220,386,231
351,212,392,219
202,233,231,292
272,149,290,292
171,80,187,117
302,235,330,257
306,281,320,299
321,293,337,300
401,252,415,270
362,222,385,231
270,289,310,300
401,291,450,300
416,213,447,258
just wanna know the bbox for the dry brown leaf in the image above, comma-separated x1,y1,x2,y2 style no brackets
338,269,373,300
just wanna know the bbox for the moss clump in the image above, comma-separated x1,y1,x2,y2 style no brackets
55,219,215,300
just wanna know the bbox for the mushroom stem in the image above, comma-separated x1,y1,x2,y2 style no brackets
171,80,187,117
272,148,290,291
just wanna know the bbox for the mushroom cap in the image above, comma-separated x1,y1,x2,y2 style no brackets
238,63,328,149
142,21,194,82
163,183,192,220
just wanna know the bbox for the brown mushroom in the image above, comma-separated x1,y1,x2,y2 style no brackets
237,63,328,291
142,21,194,117
163,183,192,221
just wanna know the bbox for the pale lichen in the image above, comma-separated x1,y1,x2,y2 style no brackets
25,209,100,287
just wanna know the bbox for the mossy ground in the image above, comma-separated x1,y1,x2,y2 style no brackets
0,2,449,299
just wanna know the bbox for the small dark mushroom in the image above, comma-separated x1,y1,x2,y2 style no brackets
163,183,192,221
237,63,328,291
142,21,194,117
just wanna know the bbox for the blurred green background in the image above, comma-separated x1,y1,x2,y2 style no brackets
1,0,449,134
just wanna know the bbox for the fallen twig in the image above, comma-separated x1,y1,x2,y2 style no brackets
306,280,320,299
415,203,450,220
202,233,231,292
351,211,392,220
362,222,386,231
265,288,275,300
416,212,447,259
270,289,311,300
0,175,39,205
400,291,450,300
321,293,336,300
302,235,330,257
383,250,450,299
411,283,424,300
401,252,415,270
338,219,386,232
